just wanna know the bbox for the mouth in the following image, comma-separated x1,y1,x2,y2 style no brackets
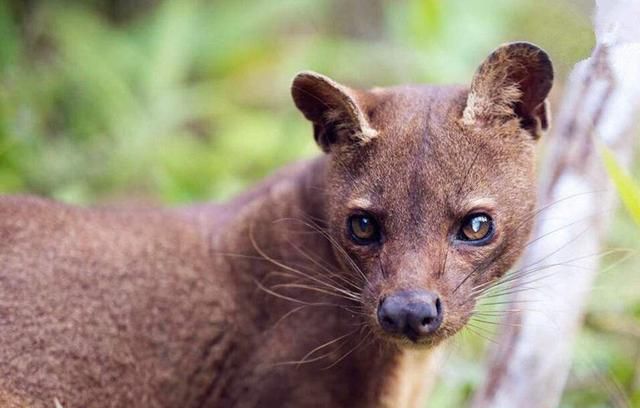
372,327,442,349
403,327,427,343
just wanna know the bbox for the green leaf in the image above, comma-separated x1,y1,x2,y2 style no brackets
601,145,640,227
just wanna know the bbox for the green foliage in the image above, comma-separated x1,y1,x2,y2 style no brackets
0,0,322,203
602,145,640,227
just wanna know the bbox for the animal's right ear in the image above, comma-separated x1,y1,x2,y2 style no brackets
291,71,377,153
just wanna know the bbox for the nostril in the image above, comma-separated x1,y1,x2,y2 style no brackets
378,297,402,333
412,296,442,335
383,315,395,327
435,298,442,317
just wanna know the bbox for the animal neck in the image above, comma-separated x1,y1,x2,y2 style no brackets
191,156,436,407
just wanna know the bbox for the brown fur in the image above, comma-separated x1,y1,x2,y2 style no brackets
0,42,552,407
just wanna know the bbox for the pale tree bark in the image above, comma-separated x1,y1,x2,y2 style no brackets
471,1,640,407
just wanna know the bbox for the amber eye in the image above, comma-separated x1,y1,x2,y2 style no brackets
458,213,494,243
348,214,381,245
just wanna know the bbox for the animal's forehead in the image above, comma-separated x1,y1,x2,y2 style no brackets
367,84,469,138
362,85,476,178
336,84,532,212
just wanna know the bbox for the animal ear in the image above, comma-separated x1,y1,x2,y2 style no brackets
291,71,378,152
463,42,553,139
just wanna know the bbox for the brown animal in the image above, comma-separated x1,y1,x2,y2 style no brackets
0,42,552,407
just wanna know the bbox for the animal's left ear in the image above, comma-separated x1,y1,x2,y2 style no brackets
463,42,553,139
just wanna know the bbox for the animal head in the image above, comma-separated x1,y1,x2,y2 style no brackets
291,42,553,347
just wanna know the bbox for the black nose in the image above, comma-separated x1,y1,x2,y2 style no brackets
377,290,443,342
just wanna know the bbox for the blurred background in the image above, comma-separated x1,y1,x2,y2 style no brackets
0,0,637,406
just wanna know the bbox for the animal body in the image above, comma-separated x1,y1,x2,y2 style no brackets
0,42,552,407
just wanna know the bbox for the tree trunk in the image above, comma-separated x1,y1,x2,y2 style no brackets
471,1,640,407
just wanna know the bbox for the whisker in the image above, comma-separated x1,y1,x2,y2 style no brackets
469,317,523,328
270,282,361,303
255,278,367,320
265,270,361,303
271,305,308,329
475,299,539,307
284,236,362,292
322,328,374,370
477,286,543,300
453,193,609,294
473,220,615,296
286,218,370,286
471,309,528,316
474,260,593,298
464,323,498,344
249,225,364,303
296,329,359,367
472,247,634,306
461,224,594,300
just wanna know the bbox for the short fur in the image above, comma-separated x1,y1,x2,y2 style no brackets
0,42,552,407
